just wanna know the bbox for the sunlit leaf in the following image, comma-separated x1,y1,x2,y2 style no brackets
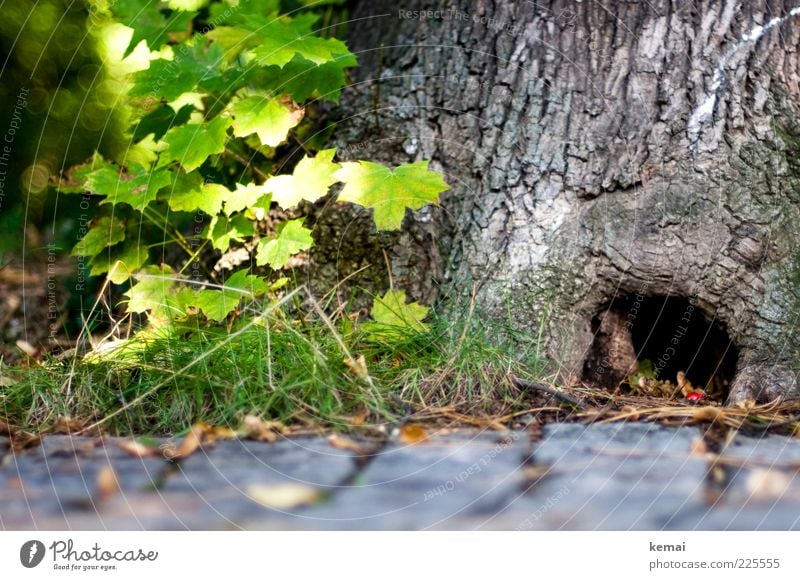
224,182,270,216
205,214,255,251
87,162,172,211
255,219,313,268
229,96,304,147
193,270,266,321
335,161,448,230
266,148,339,208
111,0,196,57
124,265,177,314
159,116,232,171
131,41,226,102
370,289,429,331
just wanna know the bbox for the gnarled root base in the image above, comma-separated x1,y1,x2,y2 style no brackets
726,364,798,406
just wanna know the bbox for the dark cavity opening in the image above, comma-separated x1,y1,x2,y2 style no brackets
582,294,738,399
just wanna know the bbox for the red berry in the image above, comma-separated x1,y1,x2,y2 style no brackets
686,392,704,401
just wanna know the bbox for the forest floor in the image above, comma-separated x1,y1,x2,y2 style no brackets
4,257,800,530
3,423,800,530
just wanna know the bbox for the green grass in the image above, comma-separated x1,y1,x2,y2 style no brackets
0,300,549,435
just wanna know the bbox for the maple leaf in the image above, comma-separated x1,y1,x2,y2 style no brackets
89,242,149,284
194,270,267,321
335,161,449,230
86,162,172,211
369,289,429,332
229,96,304,147
223,183,271,216
205,214,256,252
124,265,177,314
247,14,356,68
163,172,226,215
159,116,232,171
131,104,194,142
255,219,313,269
265,149,339,208
111,0,195,57
260,56,350,102
71,217,126,257
131,41,226,102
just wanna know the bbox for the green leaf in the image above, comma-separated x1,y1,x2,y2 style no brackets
72,217,126,257
87,162,172,211
111,0,195,57
261,56,350,102
159,116,232,171
193,289,238,321
124,265,177,314
89,242,150,284
369,289,429,332
166,0,207,9
205,214,255,251
229,96,304,147
209,0,280,30
248,14,357,68
131,104,194,142
335,161,449,230
131,41,226,102
223,269,268,296
224,183,270,216
204,26,259,59
255,219,313,268
265,149,339,208
193,270,267,321
55,152,105,193
162,172,226,216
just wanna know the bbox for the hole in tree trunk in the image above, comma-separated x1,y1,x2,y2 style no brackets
582,294,738,400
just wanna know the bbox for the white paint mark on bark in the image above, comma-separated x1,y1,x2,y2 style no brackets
687,7,800,148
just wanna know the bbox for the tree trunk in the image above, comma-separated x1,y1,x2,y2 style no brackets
334,0,800,403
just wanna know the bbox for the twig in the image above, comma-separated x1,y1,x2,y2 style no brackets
510,375,587,411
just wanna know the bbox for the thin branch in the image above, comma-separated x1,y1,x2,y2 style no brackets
510,375,587,411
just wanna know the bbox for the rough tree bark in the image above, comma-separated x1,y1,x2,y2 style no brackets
326,0,800,403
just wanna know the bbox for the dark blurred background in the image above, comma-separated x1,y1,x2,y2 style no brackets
0,0,121,257
0,0,123,352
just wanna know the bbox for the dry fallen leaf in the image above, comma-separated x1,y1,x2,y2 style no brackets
162,423,205,460
54,416,87,434
350,408,369,426
690,438,709,457
96,465,119,500
0,376,15,388
15,340,36,357
9,432,41,452
746,468,793,501
620,405,640,421
241,415,282,442
204,425,238,443
327,434,367,454
246,484,321,509
399,423,428,445
692,406,723,423
118,439,160,458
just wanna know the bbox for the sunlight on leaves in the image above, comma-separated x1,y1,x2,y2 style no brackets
335,160,448,230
